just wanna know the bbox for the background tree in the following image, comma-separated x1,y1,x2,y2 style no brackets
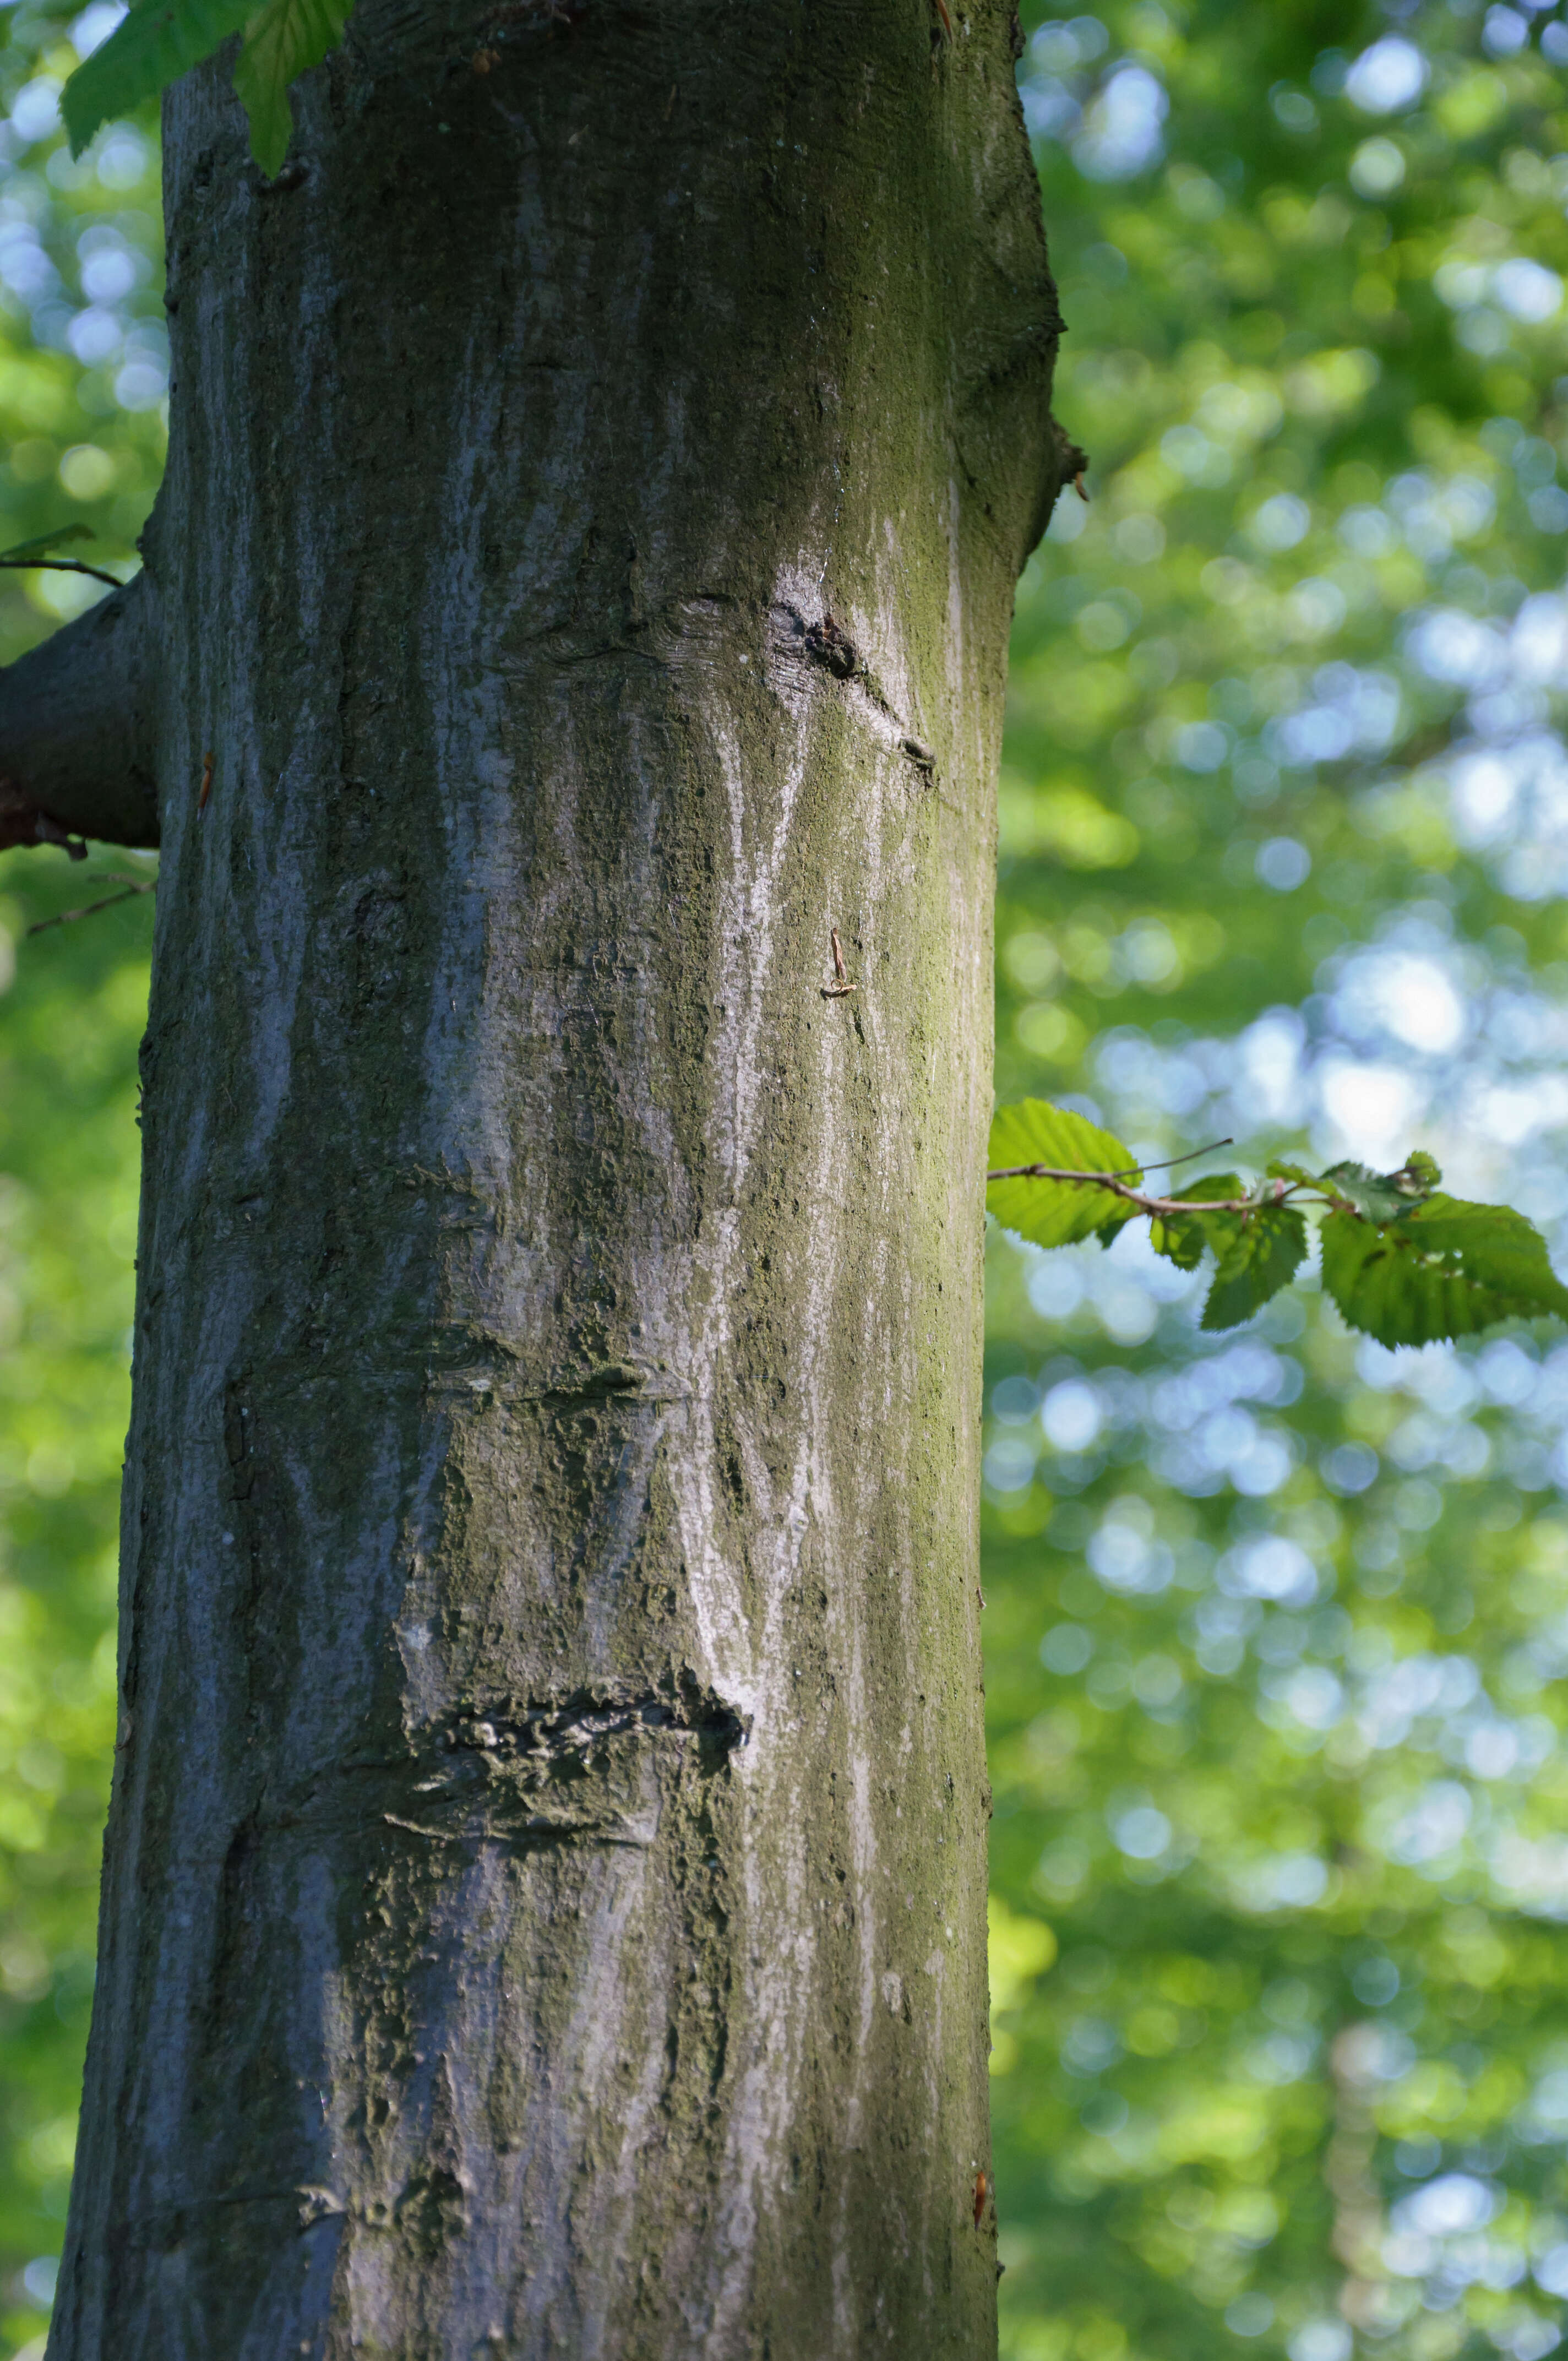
5,2,1568,2360
989,9,1568,2361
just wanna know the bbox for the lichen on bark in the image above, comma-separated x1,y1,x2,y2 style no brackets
22,2,1068,2353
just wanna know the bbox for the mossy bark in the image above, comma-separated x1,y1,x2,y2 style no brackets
36,2,1064,2353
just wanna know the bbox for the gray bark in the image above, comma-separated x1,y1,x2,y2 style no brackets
0,575,157,850
37,1,1064,2353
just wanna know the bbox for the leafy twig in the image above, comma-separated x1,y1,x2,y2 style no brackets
986,1100,1568,1347
982,1163,1297,1220
0,556,126,590
0,527,127,591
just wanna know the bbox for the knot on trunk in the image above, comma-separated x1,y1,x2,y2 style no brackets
803,613,858,679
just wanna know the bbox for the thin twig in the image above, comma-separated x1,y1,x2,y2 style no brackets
0,556,126,590
983,1163,1311,1220
26,875,156,935
1103,1136,1233,1181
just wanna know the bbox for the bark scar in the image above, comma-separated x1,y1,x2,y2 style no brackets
334,1684,748,1853
768,602,946,791
443,1684,746,1766
802,611,857,678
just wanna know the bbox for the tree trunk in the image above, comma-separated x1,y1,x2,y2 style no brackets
26,2,1063,2351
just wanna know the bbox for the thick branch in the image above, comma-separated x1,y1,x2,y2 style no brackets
0,572,159,853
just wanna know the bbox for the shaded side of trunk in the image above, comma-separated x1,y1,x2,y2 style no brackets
50,2,1062,2353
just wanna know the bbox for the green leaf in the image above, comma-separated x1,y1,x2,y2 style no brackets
232,0,353,177
1319,1154,1442,1225
1318,1161,1413,1226
0,524,95,563
62,0,255,155
1397,1149,1442,1193
1320,1194,1568,1347
987,1099,1141,1250
1200,1205,1309,1332
1150,1174,1245,1270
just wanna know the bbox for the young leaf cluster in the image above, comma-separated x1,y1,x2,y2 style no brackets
61,0,355,177
988,1100,1568,1350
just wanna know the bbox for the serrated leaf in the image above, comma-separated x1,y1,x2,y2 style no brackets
987,1099,1141,1250
1200,1205,1309,1332
1319,1160,1413,1226
1320,1194,1568,1347
1397,1194,1564,1275
0,524,95,563
63,0,255,155
1150,1174,1245,1271
989,1100,1136,1178
232,0,353,177
1319,1156,1440,1222
1265,1158,1319,1191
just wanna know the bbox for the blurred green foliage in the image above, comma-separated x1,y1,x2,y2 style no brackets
990,7,1568,2361
0,7,162,2352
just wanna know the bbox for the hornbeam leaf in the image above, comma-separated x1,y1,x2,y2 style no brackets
1319,1160,1412,1226
62,0,255,155
1200,1205,1309,1333
988,1098,1136,1179
233,0,355,177
1320,1194,1568,1347
1320,1153,1440,1223
1391,1194,1568,1291
987,1099,1141,1249
1150,1174,1245,1271
0,525,95,563
1265,1158,1319,1192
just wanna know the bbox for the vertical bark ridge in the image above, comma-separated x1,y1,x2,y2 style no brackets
51,2,1063,2354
